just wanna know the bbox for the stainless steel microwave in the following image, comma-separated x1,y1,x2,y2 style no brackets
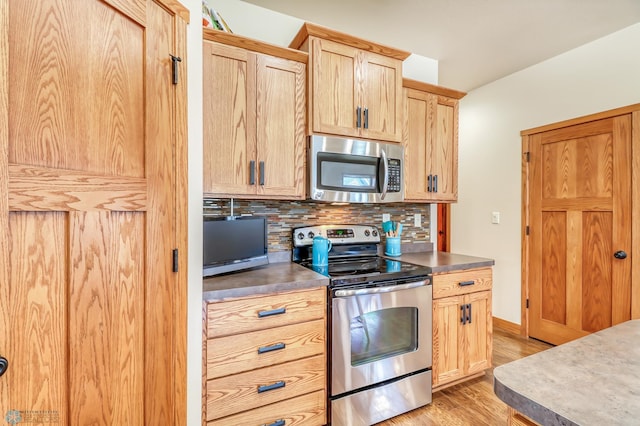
308,135,404,203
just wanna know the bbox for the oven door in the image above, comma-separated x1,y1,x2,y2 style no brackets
331,279,432,396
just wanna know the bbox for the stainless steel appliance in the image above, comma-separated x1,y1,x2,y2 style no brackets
308,135,404,203
292,224,432,426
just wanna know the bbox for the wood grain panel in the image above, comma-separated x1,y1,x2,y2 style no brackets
466,291,492,375
432,296,464,387
581,212,613,332
207,288,326,338
541,211,567,324
207,389,326,426
207,319,325,379
8,164,146,211
575,133,613,197
0,0,8,412
103,0,146,26
68,211,144,425
206,355,325,420
7,213,68,424
363,52,401,141
403,90,430,199
9,0,145,177
542,139,574,200
631,111,640,320
256,54,306,197
433,102,457,197
432,268,492,299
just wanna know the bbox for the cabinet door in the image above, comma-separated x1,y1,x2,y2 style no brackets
256,54,306,198
403,88,434,200
360,51,403,142
430,96,458,201
432,295,465,387
203,41,257,195
310,38,359,138
465,291,492,376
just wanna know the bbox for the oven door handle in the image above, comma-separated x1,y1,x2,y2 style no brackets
334,280,428,297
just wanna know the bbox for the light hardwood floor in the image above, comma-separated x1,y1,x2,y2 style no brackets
377,327,553,425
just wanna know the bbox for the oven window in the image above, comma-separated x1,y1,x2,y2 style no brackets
350,307,418,366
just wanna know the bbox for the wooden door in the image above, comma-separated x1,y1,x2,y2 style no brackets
403,88,433,200
203,41,257,196
256,54,306,198
430,96,458,201
432,295,465,387
310,38,359,138
0,0,188,424
527,116,632,345
360,51,403,142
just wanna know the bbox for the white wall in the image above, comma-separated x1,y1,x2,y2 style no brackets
452,23,640,325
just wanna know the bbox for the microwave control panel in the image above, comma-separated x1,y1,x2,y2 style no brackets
387,159,401,192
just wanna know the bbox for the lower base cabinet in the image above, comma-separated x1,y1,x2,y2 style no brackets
432,268,493,391
203,287,327,425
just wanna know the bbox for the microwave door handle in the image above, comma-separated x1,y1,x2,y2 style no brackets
379,149,389,200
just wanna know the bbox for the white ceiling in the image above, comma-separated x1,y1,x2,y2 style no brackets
241,0,640,92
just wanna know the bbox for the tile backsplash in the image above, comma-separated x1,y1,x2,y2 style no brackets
204,199,431,252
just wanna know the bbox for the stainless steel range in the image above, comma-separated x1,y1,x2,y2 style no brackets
292,224,433,426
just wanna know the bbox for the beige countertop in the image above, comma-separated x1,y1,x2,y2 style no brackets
494,319,640,425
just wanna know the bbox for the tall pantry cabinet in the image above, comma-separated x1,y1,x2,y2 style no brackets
0,1,189,424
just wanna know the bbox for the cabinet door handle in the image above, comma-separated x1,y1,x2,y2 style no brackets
467,303,472,324
460,305,466,325
261,419,285,426
434,174,438,193
249,160,256,185
257,307,286,318
258,342,286,354
257,380,286,393
356,106,362,128
259,161,265,185
459,280,475,287
363,107,369,129
427,174,432,192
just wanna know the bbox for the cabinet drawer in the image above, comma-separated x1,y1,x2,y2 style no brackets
433,268,492,299
206,354,326,421
207,319,326,379
207,389,326,426
206,288,326,338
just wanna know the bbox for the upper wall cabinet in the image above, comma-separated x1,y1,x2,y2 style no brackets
403,79,466,202
290,23,410,143
203,30,307,199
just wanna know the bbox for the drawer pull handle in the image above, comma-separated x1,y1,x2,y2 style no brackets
258,380,286,393
258,342,286,354
257,307,286,318
261,420,285,426
458,280,475,287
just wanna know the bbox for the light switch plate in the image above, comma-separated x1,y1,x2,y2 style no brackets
414,214,421,227
492,211,500,224
382,213,390,222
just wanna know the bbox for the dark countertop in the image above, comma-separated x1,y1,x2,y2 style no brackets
493,319,640,426
203,261,329,302
393,251,495,274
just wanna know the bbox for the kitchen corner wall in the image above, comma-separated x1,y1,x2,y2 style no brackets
204,199,431,252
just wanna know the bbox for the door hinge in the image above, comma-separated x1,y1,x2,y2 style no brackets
170,54,182,85
526,298,529,309
524,151,530,162
172,248,179,272
525,225,530,235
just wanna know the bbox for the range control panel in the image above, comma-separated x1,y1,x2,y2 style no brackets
292,224,380,247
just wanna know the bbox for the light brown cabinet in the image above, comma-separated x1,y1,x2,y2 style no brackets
203,287,327,426
403,79,466,202
432,268,493,391
203,30,307,199
290,23,409,143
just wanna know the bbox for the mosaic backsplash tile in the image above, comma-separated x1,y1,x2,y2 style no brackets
203,199,432,252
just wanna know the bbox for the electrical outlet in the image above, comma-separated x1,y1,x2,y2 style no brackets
382,213,390,222
492,211,500,224
414,213,421,227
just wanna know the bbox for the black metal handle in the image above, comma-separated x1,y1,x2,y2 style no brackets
614,250,627,259
261,420,285,426
170,54,182,85
363,108,368,129
257,307,286,318
0,356,7,377
427,175,432,192
434,174,438,193
257,380,285,393
356,106,362,128
460,305,466,325
249,160,256,185
258,342,286,354
459,280,475,287
259,161,265,186
467,303,472,324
